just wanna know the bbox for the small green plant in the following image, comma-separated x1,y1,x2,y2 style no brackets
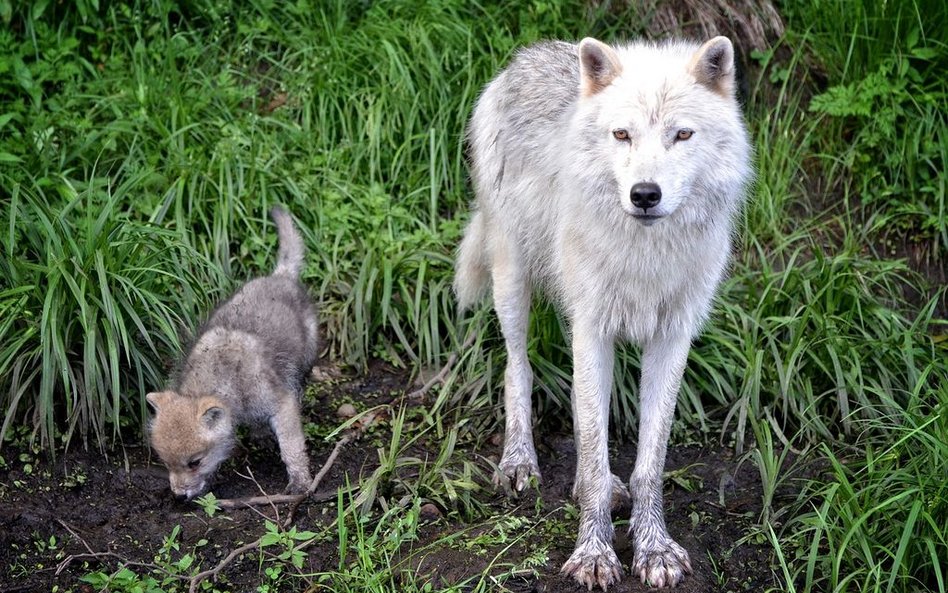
80,567,164,593
32,533,56,554
79,524,209,592
194,492,221,518
258,520,317,571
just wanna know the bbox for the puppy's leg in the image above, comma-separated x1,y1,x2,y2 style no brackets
561,323,622,590
491,232,538,492
270,393,313,494
629,332,693,588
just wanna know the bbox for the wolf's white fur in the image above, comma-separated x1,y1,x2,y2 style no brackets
455,36,752,589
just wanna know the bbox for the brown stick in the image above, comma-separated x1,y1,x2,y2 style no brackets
284,430,357,526
55,520,186,581
189,330,479,589
216,426,359,511
188,538,262,593
407,331,477,400
188,430,358,592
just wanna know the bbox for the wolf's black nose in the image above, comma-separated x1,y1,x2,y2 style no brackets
630,183,662,210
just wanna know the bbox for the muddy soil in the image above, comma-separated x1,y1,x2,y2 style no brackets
0,366,775,593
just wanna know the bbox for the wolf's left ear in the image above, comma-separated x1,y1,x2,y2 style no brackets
578,38,622,97
691,36,735,95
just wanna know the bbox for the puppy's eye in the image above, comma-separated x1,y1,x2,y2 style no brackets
187,459,202,470
676,129,694,141
612,129,630,141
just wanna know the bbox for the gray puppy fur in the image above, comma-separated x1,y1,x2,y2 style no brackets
147,207,318,500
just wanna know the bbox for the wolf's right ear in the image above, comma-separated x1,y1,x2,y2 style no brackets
691,36,735,95
578,38,622,97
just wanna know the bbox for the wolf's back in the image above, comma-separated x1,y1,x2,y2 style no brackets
270,207,305,277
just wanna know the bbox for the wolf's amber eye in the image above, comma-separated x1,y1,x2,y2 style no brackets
188,459,202,470
612,129,630,141
676,129,694,141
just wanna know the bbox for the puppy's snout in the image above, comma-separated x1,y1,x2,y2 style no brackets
172,492,188,503
630,182,662,210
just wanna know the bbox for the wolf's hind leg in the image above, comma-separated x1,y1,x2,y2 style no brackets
571,388,632,512
270,393,312,494
629,332,693,587
490,232,539,492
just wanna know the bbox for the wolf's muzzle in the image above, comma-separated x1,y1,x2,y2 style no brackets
630,182,662,211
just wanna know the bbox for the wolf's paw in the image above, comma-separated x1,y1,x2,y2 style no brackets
561,542,623,591
494,454,540,493
494,442,540,492
632,539,692,588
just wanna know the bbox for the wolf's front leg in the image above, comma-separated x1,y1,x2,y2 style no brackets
492,238,539,491
629,332,693,588
561,324,622,590
270,394,312,494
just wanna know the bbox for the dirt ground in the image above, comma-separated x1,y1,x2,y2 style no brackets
0,367,775,593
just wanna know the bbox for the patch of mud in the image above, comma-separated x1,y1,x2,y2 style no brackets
0,365,774,592
403,435,772,593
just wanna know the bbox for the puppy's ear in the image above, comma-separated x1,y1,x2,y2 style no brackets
198,398,228,430
146,391,172,413
691,36,735,95
578,37,622,97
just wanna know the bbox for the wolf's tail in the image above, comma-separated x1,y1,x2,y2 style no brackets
270,206,305,278
453,210,491,311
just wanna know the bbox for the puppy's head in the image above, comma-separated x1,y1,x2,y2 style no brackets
146,391,235,500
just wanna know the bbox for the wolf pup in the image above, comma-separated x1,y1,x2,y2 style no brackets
455,37,752,589
148,207,319,501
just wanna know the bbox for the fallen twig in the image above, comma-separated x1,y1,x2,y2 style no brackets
407,331,477,400
215,426,361,512
188,429,357,592
284,430,357,525
188,538,261,593
189,330,479,590
55,519,186,581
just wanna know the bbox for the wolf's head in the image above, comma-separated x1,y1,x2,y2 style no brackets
146,391,235,500
570,36,752,227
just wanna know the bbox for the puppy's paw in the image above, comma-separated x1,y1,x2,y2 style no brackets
561,541,623,591
632,538,692,588
284,470,312,495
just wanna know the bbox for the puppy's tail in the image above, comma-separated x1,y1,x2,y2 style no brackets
270,206,305,278
453,210,491,311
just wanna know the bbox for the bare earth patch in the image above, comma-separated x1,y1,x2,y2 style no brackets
0,366,774,592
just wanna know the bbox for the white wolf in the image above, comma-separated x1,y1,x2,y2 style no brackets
454,37,752,589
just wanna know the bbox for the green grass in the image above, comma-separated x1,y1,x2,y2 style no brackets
1,0,946,591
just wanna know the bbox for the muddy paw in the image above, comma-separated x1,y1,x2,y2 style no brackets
284,472,312,495
493,457,541,492
494,441,540,492
632,539,692,588
561,543,623,591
